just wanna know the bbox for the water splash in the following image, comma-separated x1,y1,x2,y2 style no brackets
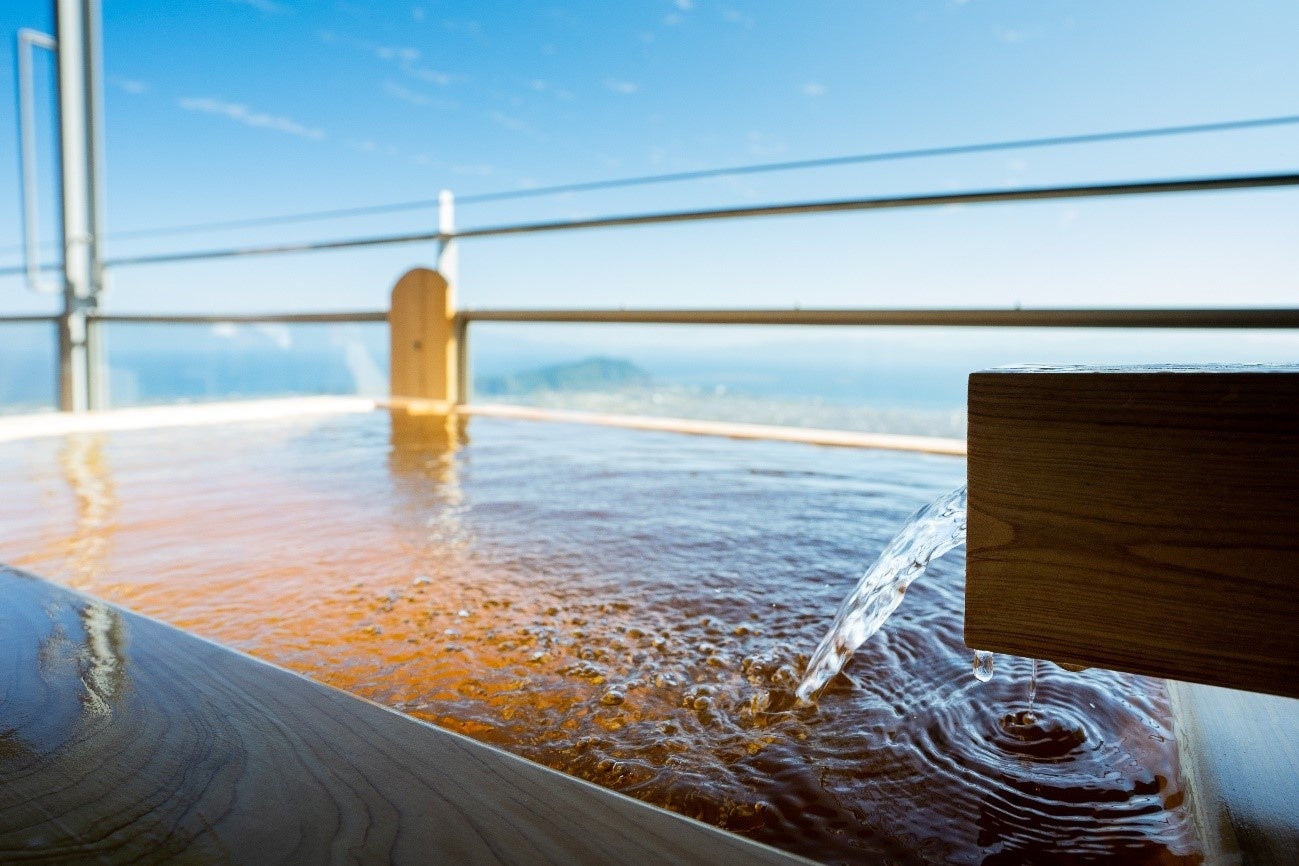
796,485,968,703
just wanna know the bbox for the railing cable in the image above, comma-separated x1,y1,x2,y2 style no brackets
2,112,1296,261
84,172,1299,270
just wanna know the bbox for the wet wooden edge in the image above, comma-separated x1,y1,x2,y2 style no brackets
1169,681,1299,865
0,397,378,444
453,403,967,456
0,565,811,865
0,397,968,455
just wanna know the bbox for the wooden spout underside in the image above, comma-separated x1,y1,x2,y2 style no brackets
965,366,1299,699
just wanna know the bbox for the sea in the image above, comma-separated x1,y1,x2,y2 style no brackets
3,319,1297,438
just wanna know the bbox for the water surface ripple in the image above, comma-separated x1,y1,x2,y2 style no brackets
0,414,1200,864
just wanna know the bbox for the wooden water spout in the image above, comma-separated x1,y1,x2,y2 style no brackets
965,365,1299,699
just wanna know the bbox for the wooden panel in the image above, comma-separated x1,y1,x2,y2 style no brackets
389,267,457,403
454,402,967,455
965,366,1299,698
0,566,806,865
1170,681,1299,865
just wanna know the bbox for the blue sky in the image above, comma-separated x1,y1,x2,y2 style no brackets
2,0,1297,326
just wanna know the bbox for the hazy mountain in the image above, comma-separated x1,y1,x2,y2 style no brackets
475,356,653,396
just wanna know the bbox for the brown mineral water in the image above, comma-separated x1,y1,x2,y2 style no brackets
0,412,1201,864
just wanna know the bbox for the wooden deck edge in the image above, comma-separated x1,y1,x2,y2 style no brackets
1169,680,1299,865
0,396,379,443
451,402,968,455
0,565,810,864
0,396,968,456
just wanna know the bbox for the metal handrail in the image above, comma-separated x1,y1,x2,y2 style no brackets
0,314,59,324
459,307,1299,329
16,28,59,294
0,171,1276,273
13,306,1291,329
90,311,388,325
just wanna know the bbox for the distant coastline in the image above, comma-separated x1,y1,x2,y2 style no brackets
0,345,966,437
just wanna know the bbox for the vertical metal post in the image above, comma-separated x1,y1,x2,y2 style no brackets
436,189,457,287
436,189,465,404
54,0,106,411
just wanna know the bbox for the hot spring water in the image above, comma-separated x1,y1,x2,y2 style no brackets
0,416,1200,863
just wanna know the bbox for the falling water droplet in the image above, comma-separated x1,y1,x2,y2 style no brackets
1027,657,1040,715
973,650,995,682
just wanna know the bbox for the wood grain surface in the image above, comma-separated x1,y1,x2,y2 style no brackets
1170,681,1299,865
0,566,808,865
965,366,1299,698
390,268,458,403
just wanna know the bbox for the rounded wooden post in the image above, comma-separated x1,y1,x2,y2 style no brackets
389,268,458,406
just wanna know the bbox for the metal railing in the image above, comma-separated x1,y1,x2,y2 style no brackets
5,171,1299,277
6,170,1299,415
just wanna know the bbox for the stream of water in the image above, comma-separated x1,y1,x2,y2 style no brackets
796,484,969,703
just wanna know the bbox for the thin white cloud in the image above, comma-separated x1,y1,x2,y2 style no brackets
440,18,483,36
374,44,420,63
606,79,639,95
406,64,456,86
663,0,692,25
177,97,325,140
322,33,460,86
721,8,754,27
453,163,494,177
489,110,533,133
110,76,149,95
384,82,432,106
994,26,1034,43
526,79,575,101
222,0,288,14
802,81,826,97
345,138,399,156
383,81,457,109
